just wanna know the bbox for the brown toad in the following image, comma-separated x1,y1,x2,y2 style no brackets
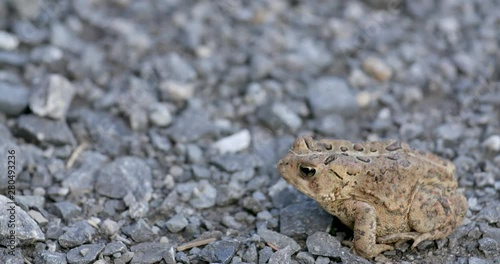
278,136,468,259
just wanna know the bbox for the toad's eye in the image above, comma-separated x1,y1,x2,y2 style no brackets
299,165,316,178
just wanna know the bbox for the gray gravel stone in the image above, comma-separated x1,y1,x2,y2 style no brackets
257,102,303,131
103,241,127,256
12,21,48,44
474,172,495,188
417,240,435,251
163,246,176,264
272,187,311,209
462,224,480,239
221,214,243,229
336,250,370,264
75,109,131,156
295,251,315,264
405,0,435,17
477,203,500,224
45,219,64,240
51,23,85,53
30,45,63,63
34,250,67,264
148,102,173,127
115,252,135,264
453,53,476,76
186,144,203,163
280,201,333,240
314,114,347,137
158,53,197,82
29,74,76,119
148,129,172,152
478,223,500,242
258,246,273,264
306,232,341,257
216,181,246,206
175,251,190,263
468,257,492,264
200,240,239,264
315,256,331,264
167,105,218,143
242,195,267,215
95,157,152,202
348,68,371,88
166,214,189,233
0,82,30,115
294,38,331,74
307,77,358,118
242,244,258,263
257,228,300,254
31,164,53,188
130,242,171,264
52,201,82,221
192,165,211,179
400,123,424,139
250,54,273,79
15,195,45,211
268,245,292,264
0,195,45,246
11,0,42,18
122,219,157,243
66,243,105,264
28,210,48,225
436,123,463,142
62,151,109,194
15,115,76,146
58,220,97,248
210,153,263,172
0,248,23,264
0,51,28,65
189,180,217,209
47,158,65,181
101,219,120,236
478,237,498,256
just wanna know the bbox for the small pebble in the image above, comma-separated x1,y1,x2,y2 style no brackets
362,57,393,82
0,31,20,50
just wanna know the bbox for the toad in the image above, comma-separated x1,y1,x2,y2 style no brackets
278,136,468,258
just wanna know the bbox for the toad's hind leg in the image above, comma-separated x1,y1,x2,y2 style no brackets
344,200,393,258
408,185,467,248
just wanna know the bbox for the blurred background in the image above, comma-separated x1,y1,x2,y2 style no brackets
0,0,499,263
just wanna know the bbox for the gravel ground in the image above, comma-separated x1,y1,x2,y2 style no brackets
0,0,499,263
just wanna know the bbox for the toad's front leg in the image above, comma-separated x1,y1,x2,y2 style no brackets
344,200,393,259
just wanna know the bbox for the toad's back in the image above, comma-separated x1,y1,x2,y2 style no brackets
296,138,458,213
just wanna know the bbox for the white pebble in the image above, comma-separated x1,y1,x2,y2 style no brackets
482,135,500,152
0,31,20,50
149,103,173,127
213,129,251,154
